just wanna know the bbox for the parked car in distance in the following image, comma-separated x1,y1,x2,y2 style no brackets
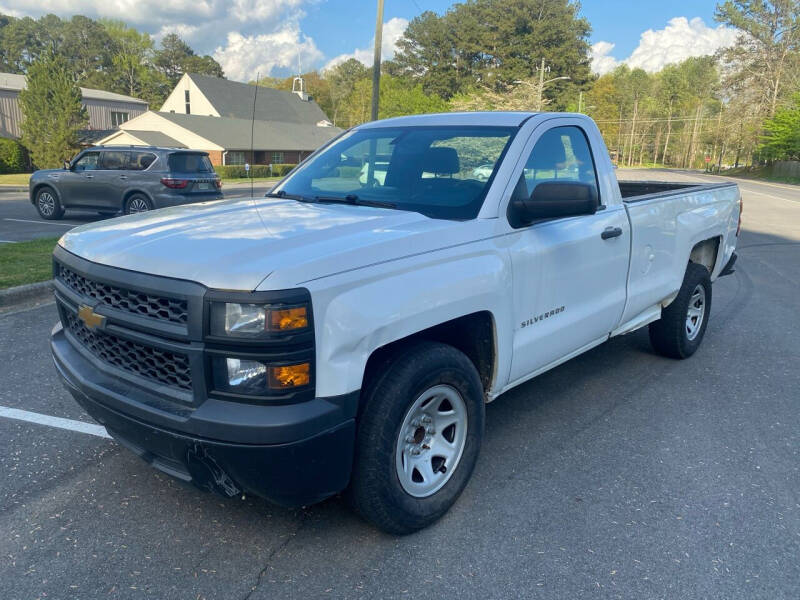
471,163,494,180
52,112,740,534
30,146,223,220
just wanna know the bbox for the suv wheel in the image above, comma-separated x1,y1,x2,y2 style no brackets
125,194,152,214
348,341,485,534
35,187,64,220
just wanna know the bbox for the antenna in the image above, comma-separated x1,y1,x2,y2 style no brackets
250,71,259,198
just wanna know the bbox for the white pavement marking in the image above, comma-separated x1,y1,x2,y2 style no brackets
0,405,112,439
0,239,17,243
3,218,78,226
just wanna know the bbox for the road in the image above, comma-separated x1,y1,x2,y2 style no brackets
0,169,797,599
0,182,274,243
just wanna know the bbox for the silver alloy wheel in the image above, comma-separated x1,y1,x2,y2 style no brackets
685,284,706,341
127,197,150,213
38,191,55,216
395,384,468,498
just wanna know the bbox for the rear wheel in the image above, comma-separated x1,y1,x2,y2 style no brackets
35,187,64,220
125,194,152,215
348,341,485,534
649,262,712,359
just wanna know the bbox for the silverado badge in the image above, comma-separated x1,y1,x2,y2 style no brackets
77,304,105,330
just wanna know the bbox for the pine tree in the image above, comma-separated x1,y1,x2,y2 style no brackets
19,53,88,169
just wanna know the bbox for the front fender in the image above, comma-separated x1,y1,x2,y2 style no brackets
308,245,514,398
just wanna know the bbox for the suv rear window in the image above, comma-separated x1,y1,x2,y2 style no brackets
168,153,213,173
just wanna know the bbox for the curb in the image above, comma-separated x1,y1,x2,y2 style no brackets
0,185,28,193
0,280,53,309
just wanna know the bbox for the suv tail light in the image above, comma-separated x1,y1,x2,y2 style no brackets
160,178,189,189
214,179,222,189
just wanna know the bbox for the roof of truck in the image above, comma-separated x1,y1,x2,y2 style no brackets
357,111,540,129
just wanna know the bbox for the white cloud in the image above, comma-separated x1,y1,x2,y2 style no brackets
592,17,739,75
590,41,619,76
213,26,323,82
323,17,408,71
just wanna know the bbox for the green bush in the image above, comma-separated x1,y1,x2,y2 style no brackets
0,138,28,173
214,164,296,179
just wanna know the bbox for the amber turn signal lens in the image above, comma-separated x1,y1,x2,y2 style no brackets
269,307,308,331
268,363,310,389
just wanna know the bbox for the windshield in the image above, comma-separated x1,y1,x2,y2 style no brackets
274,126,517,220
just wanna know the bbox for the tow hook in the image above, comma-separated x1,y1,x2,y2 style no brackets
186,446,241,497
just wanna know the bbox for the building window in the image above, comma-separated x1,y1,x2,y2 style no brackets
111,111,129,127
226,151,245,165
271,151,284,164
185,89,190,114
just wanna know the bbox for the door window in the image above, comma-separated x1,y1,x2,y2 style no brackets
99,151,129,170
129,151,157,171
73,152,100,171
520,126,599,203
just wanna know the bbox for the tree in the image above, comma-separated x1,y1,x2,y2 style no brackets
61,15,114,89
154,33,223,85
325,59,369,125
19,53,88,169
393,0,592,108
716,0,800,117
761,92,800,158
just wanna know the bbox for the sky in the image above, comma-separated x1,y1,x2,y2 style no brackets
0,0,741,82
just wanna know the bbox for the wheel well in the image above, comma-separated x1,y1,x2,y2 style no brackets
362,311,496,398
32,183,58,201
689,237,721,273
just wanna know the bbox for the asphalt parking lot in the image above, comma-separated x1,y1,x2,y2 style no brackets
0,182,274,243
1,169,798,599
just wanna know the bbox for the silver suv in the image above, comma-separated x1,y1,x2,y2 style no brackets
29,146,223,220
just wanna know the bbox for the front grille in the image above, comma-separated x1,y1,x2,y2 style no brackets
65,312,192,391
58,264,188,325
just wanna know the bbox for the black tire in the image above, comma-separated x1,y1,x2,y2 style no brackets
649,262,712,359
348,341,485,534
35,186,64,220
124,194,152,215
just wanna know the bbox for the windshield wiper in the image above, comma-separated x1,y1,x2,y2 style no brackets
265,190,313,202
313,194,397,209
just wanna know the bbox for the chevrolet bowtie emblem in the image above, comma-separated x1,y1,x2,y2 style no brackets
77,304,106,330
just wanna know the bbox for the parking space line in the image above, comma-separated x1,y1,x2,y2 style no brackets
0,239,17,243
3,218,80,226
0,405,112,439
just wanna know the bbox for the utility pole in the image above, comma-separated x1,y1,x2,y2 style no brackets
370,0,385,122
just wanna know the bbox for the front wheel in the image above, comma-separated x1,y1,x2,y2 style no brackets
649,262,712,359
348,341,485,534
35,187,64,220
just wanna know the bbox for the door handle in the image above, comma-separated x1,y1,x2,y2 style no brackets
601,226,623,240
119,175,128,180
84,174,93,179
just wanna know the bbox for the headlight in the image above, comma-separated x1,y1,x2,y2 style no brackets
212,357,311,396
209,302,309,337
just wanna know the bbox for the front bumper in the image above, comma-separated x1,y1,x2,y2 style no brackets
52,324,357,507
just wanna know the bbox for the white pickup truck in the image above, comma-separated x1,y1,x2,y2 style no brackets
51,112,741,534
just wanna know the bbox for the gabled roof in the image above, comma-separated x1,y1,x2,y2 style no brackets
155,111,342,150
0,71,147,104
125,130,186,148
186,73,329,124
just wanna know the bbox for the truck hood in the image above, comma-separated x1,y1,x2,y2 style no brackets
59,197,469,290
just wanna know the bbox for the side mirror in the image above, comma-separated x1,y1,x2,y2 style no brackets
508,181,598,227
63,160,71,170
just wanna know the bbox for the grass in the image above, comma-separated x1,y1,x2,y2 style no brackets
0,173,31,186
718,165,800,186
0,236,59,289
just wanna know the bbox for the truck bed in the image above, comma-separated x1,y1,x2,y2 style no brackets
619,180,736,202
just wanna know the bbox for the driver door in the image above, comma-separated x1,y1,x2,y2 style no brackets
60,151,101,207
507,124,629,383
